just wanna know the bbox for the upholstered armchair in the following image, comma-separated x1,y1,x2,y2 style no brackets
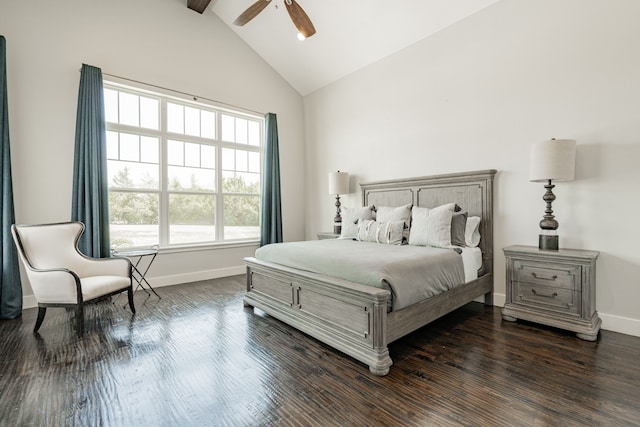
11,222,135,334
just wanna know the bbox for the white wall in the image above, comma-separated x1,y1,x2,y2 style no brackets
0,0,306,303
303,0,640,336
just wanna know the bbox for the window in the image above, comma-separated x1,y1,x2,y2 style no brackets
104,82,262,249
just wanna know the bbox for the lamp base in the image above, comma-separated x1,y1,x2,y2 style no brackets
539,234,559,251
334,224,342,235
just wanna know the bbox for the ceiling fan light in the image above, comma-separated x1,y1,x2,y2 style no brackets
297,32,306,41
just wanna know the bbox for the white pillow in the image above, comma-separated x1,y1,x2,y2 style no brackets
465,216,481,247
408,203,456,248
339,205,375,239
376,204,412,243
376,204,412,223
356,219,405,245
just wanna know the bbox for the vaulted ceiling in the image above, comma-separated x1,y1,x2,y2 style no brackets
195,0,501,95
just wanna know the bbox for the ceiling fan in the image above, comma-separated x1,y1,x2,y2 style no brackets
233,0,316,39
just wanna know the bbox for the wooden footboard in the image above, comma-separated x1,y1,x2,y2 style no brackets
244,257,394,375
245,257,492,376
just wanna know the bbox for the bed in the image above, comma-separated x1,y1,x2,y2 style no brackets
244,169,496,375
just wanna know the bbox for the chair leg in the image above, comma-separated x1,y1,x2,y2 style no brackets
33,306,47,332
127,286,136,314
75,306,84,335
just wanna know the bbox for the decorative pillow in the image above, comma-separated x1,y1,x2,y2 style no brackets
339,205,375,239
356,219,405,245
465,216,481,247
408,203,456,248
451,211,468,247
376,204,412,243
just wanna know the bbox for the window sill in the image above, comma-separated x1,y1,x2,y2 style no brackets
154,240,260,255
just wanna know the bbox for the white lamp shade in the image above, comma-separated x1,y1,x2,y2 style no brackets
328,171,349,195
529,139,576,182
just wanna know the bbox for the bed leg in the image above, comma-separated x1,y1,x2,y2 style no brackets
369,364,390,376
244,269,254,308
368,350,392,376
484,291,494,306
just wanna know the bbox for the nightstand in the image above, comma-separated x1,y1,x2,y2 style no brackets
502,245,601,341
317,231,340,240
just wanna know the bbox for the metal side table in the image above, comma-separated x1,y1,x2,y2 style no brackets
112,245,161,299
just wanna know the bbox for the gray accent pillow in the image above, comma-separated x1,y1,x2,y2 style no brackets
451,211,468,247
339,205,375,239
356,219,405,245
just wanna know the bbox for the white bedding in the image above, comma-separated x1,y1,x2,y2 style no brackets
460,247,482,283
255,239,466,311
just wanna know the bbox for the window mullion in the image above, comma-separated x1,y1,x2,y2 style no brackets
159,100,169,246
216,112,224,241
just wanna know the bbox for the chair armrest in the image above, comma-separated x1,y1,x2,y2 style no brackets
76,256,131,278
24,268,82,304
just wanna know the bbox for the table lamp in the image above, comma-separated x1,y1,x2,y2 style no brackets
529,138,576,250
328,171,349,235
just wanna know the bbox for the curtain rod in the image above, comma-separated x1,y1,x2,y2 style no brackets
80,68,266,117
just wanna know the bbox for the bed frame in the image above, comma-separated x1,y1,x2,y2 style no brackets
244,169,496,375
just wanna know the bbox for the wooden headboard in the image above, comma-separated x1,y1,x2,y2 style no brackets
360,169,497,276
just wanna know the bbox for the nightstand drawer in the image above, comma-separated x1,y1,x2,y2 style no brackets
513,282,580,316
513,260,580,291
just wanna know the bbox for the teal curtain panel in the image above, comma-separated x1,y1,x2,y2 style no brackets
71,64,110,258
260,113,283,246
0,35,23,319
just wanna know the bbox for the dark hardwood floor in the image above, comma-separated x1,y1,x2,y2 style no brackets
1,275,639,426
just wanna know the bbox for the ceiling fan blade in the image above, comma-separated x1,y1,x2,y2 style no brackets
284,0,316,38
233,0,272,26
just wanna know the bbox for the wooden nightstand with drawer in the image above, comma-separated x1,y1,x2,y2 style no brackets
502,245,601,341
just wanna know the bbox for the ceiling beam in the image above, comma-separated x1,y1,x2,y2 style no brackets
187,0,212,14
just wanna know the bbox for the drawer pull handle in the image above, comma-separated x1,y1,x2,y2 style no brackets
531,272,558,281
531,288,558,298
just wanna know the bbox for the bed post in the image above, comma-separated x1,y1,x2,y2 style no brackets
369,300,392,376
481,170,495,306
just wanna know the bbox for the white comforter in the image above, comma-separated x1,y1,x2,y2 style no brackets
255,239,465,311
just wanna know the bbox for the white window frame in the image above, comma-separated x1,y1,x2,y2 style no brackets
104,79,263,250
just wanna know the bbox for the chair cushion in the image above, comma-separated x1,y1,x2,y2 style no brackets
81,276,131,301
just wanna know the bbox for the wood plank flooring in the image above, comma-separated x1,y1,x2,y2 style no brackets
1,275,639,426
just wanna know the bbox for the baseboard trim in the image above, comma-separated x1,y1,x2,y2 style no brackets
493,292,506,307
599,312,640,338
474,292,506,307
483,293,639,337
146,265,246,289
23,295,38,310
